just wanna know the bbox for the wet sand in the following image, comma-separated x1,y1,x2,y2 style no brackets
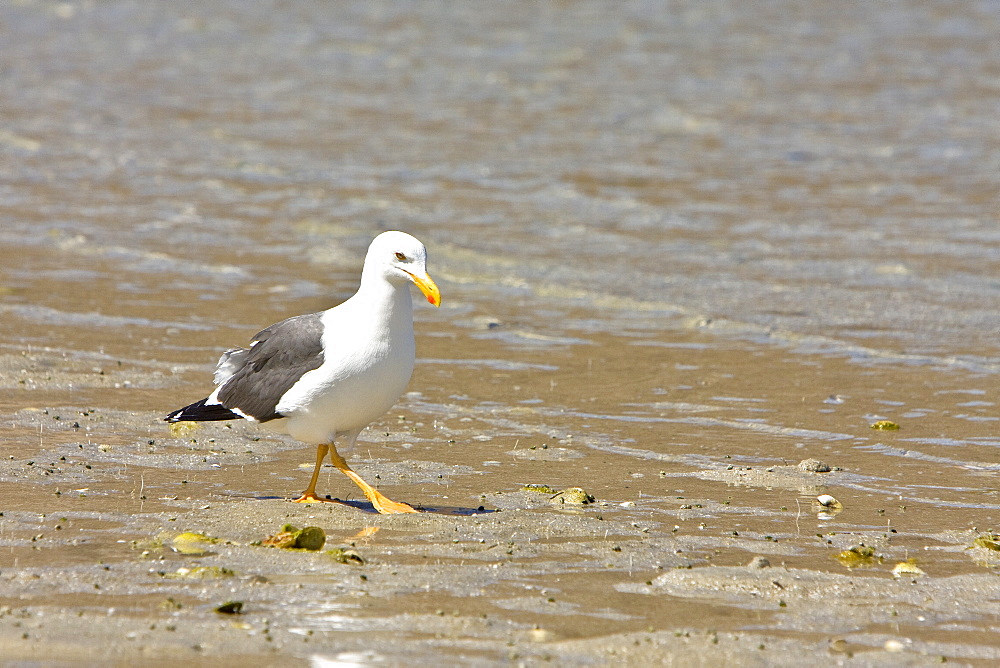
3,1,1000,666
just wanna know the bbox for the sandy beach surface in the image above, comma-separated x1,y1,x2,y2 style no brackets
2,2,999,665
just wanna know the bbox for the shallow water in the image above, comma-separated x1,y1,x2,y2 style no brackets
2,1,999,664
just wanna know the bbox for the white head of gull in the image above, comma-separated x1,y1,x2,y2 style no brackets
166,230,440,514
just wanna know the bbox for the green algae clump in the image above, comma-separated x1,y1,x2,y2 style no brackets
326,547,365,565
168,422,199,438
169,531,219,555
835,545,879,568
521,483,558,494
972,534,1000,551
261,524,326,551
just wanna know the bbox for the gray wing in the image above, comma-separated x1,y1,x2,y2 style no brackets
216,312,325,422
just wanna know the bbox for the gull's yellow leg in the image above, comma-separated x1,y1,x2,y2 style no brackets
328,446,418,514
293,443,333,503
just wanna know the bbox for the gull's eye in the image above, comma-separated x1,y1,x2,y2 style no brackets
394,252,407,261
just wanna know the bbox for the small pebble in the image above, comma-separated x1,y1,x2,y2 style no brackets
550,487,594,505
883,639,907,652
891,561,926,578
829,638,849,653
215,601,243,615
816,494,840,508
747,556,771,569
798,458,831,473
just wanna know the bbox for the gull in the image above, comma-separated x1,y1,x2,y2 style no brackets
166,231,440,514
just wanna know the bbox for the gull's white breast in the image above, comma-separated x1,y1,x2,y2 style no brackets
273,291,416,444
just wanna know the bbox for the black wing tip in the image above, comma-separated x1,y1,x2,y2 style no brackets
165,398,240,423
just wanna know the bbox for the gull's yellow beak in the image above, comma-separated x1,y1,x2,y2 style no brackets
409,272,441,307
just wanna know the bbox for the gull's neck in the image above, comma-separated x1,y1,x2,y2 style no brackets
350,265,414,329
